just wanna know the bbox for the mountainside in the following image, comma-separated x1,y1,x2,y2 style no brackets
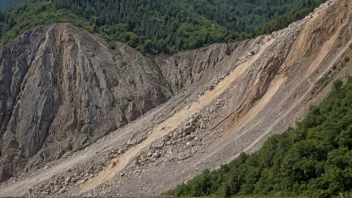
170,74,352,196
0,0,351,197
0,23,174,183
0,0,325,54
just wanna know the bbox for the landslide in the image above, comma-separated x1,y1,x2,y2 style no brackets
0,0,351,197
0,23,240,183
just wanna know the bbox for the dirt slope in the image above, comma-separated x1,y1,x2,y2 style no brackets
1,0,352,196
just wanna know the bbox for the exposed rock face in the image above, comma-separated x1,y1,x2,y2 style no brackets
0,24,176,181
0,23,240,182
156,43,238,94
0,0,351,196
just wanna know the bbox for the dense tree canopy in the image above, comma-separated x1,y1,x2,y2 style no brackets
168,77,352,197
0,0,326,54
0,0,22,10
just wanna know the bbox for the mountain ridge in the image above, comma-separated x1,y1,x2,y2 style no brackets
0,0,351,197
0,0,325,54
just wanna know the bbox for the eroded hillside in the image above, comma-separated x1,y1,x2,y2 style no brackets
0,0,351,196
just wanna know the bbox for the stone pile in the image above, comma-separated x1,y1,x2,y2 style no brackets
29,132,149,196
135,115,215,170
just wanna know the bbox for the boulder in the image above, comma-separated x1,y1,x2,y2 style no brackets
151,139,164,149
183,126,195,135
152,151,161,159
58,187,66,194
186,135,195,142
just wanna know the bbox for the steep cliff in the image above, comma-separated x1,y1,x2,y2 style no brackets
0,24,175,181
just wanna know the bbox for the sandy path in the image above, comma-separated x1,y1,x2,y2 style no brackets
79,39,275,193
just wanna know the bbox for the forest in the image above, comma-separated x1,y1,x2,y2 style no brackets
0,0,326,54
0,0,22,10
168,77,352,197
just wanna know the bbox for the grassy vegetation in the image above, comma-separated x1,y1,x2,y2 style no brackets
312,51,351,95
77,120,85,132
311,73,332,95
169,77,352,197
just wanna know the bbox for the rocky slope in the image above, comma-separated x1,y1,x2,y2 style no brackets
0,23,241,183
0,0,351,196
0,24,174,182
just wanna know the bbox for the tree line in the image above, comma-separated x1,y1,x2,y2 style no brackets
0,0,22,10
0,0,325,54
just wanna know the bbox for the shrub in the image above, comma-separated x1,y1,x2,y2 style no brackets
77,120,85,132
344,57,350,63
333,79,343,90
108,42,116,50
